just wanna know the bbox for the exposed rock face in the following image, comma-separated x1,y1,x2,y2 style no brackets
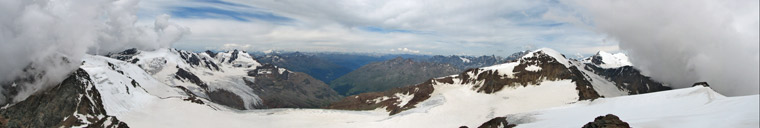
582,114,631,128
0,69,128,128
580,51,670,95
246,64,343,108
693,82,710,87
584,65,671,94
477,117,517,128
207,89,246,110
174,68,208,89
330,57,460,96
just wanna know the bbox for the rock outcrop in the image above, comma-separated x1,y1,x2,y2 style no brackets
0,69,128,127
582,114,631,128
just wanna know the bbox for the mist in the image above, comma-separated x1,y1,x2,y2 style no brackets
0,0,187,105
566,0,759,96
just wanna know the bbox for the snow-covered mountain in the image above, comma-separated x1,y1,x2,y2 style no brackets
0,48,756,128
102,48,341,109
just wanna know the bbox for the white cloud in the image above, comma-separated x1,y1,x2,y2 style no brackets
0,0,187,105
390,48,421,54
561,0,759,96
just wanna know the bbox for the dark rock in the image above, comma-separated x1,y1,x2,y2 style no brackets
584,64,671,94
174,68,207,89
207,89,246,110
228,49,239,63
582,114,631,128
477,117,516,128
693,82,710,87
204,50,217,58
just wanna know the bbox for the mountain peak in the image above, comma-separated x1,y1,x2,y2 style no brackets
583,51,632,68
522,48,571,67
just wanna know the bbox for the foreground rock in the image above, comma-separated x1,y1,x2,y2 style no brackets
582,114,631,128
0,69,128,127
477,117,517,128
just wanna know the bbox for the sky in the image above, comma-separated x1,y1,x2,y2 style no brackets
0,0,756,104
136,0,619,56
135,0,758,96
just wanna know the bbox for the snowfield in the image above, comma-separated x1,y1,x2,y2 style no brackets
112,81,758,128
514,86,758,128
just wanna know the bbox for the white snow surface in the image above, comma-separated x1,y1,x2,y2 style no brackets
525,65,542,72
514,86,759,128
81,55,185,116
118,79,581,127
460,57,471,63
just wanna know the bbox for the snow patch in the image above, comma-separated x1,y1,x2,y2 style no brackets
525,65,542,72
460,57,471,63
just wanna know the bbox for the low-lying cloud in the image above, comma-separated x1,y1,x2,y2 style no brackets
0,0,187,104
564,0,759,96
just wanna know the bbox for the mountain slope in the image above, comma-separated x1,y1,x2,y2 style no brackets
327,48,670,115
246,64,343,108
329,57,461,95
255,52,353,84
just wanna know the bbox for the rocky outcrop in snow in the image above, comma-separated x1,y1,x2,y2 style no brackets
582,114,631,128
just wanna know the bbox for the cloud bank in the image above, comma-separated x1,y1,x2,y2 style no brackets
0,0,187,104
563,0,759,96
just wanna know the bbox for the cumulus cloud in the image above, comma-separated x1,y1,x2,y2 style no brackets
0,0,187,105
561,0,759,96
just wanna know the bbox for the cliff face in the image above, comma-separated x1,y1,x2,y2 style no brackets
0,69,128,128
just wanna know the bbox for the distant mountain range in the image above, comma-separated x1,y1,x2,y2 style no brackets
329,57,461,95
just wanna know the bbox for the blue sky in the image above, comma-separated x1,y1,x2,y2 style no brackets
137,0,619,56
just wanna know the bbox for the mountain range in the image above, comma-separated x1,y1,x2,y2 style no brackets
0,48,755,127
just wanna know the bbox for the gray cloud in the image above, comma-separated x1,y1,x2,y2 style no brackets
0,0,187,104
562,0,759,96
